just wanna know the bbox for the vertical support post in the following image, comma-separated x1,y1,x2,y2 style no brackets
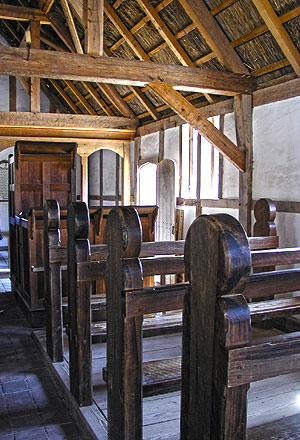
123,142,131,205
218,115,225,200
9,76,16,111
106,207,143,440
81,155,89,205
158,129,165,163
235,94,253,235
133,137,141,204
67,202,92,406
196,133,202,217
85,0,104,56
44,200,63,362
181,213,251,439
29,21,40,113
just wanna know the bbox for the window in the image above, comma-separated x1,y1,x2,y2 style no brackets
180,117,220,200
138,163,157,206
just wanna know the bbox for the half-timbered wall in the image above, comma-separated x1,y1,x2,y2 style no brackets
137,95,300,247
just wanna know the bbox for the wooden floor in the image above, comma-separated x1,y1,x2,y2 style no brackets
33,326,300,440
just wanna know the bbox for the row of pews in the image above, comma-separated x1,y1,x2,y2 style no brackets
41,198,300,439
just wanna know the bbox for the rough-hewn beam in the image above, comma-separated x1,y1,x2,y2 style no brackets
0,4,50,23
149,84,245,171
252,0,300,76
30,21,41,113
0,111,138,135
85,0,104,56
0,46,256,95
178,0,248,74
68,0,136,118
235,94,253,234
39,0,55,14
60,0,83,54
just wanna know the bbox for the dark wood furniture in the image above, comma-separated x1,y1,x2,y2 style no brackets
9,141,77,326
182,213,300,440
44,201,158,364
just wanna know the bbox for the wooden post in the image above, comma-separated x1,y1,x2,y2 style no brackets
211,295,251,439
235,94,253,235
67,202,92,406
181,213,251,439
29,21,40,112
85,0,104,56
158,129,164,163
106,207,143,440
81,155,89,205
122,143,131,205
9,76,16,111
133,137,141,204
43,199,63,362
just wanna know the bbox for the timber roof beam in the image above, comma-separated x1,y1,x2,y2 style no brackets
0,46,256,95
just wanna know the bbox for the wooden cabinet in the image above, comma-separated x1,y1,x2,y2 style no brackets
9,141,77,326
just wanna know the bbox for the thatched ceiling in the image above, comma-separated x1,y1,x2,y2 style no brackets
0,0,299,126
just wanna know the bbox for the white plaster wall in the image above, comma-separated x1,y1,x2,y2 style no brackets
140,132,159,161
223,96,300,245
253,96,300,201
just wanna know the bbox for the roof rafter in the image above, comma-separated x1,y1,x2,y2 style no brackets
178,0,249,74
0,4,50,23
252,0,300,76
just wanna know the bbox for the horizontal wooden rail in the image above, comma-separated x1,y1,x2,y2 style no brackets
49,235,280,264
227,331,300,387
251,247,300,267
249,296,300,321
125,283,188,317
243,268,300,300
77,245,300,282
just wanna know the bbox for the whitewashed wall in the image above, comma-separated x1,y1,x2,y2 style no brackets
138,96,300,243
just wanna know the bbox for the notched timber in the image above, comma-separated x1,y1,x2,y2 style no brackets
0,46,257,96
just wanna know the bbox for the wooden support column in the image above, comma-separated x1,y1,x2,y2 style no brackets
81,155,89,205
133,137,141,204
9,76,16,111
158,129,164,163
29,21,40,112
85,0,104,56
196,133,202,217
235,94,253,235
122,143,131,205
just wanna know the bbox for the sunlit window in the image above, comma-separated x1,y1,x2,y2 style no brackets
181,117,220,200
138,162,157,205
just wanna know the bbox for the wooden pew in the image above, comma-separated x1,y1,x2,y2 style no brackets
103,206,286,439
62,200,280,407
181,213,300,440
43,201,157,363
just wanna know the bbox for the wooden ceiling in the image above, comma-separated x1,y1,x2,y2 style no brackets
0,0,299,126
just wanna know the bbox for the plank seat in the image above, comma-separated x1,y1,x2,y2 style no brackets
92,311,183,342
103,356,181,398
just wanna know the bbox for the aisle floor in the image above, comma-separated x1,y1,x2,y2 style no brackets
0,252,92,440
